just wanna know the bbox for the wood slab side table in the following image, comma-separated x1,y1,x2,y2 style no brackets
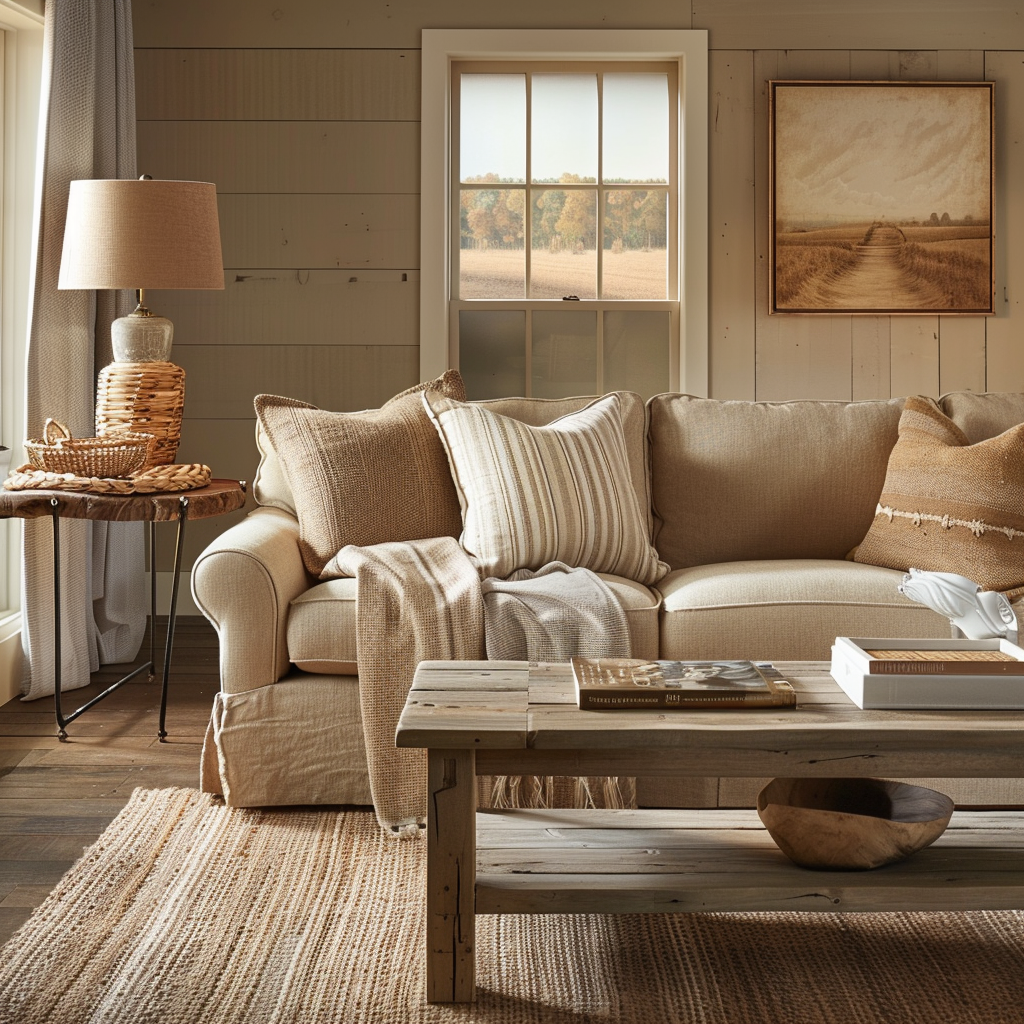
0,479,247,739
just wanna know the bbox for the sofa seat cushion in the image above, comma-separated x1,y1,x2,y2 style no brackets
288,579,358,674
657,559,952,663
286,573,660,673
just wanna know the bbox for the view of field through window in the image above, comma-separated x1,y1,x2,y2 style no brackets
458,72,670,300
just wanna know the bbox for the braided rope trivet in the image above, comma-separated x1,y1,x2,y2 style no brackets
3,463,212,494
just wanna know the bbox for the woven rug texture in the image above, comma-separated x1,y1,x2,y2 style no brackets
1,787,1023,1024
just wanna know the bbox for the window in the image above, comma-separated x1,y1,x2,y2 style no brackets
421,30,708,399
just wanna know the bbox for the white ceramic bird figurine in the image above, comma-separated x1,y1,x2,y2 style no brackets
897,568,1018,644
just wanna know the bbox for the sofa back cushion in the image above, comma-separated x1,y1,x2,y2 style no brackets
940,390,1024,443
648,394,904,570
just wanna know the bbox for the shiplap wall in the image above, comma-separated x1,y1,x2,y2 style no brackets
132,0,1024,575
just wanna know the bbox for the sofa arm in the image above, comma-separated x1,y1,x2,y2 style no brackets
191,506,311,694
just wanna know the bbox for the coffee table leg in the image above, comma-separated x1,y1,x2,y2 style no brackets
426,747,476,1003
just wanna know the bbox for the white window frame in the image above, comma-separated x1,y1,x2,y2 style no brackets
0,0,44,702
420,28,708,396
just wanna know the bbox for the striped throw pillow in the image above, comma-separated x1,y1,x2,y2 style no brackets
425,392,667,585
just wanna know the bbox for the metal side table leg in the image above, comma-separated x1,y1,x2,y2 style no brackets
49,500,67,740
158,496,189,741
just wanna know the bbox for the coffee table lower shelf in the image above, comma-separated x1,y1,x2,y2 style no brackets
475,807,1024,916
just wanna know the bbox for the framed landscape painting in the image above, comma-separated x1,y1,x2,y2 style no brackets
769,80,995,315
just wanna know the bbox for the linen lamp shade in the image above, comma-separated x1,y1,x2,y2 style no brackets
58,178,225,468
59,178,224,292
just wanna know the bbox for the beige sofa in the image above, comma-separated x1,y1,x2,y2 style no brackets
193,388,1024,809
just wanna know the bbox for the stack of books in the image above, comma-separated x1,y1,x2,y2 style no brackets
570,657,797,710
830,637,1024,709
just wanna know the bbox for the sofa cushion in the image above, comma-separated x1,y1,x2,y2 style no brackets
254,370,466,576
657,559,952,663
940,390,1024,443
648,394,903,570
286,573,660,672
288,579,358,674
425,391,667,584
854,395,1024,590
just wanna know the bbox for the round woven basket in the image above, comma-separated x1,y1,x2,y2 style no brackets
25,419,153,478
95,361,185,468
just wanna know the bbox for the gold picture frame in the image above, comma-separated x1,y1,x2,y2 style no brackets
769,80,995,316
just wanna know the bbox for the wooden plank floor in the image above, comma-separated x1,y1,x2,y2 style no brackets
0,616,218,944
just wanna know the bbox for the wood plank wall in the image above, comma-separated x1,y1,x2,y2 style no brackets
132,0,1024,576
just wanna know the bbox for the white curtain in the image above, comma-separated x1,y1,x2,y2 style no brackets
20,0,146,700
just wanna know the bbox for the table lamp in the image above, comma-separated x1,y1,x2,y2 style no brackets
58,177,224,467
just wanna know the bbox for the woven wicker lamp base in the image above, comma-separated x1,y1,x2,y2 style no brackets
95,361,185,468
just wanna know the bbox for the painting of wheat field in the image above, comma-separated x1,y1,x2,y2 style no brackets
769,81,994,315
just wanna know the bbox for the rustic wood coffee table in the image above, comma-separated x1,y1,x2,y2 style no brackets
396,659,1024,1003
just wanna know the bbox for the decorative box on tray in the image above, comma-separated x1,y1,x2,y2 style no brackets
831,636,1024,710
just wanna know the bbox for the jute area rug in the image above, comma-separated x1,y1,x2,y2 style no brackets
1,788,1023,1024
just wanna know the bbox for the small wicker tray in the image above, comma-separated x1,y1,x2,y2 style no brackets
3,462,212,494
25,419,153,478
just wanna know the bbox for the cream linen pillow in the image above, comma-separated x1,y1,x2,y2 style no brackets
255,370,466,577
425,391,667,585
854,395,1024,591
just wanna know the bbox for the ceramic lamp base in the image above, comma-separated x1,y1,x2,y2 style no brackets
95,360,185,468
111,312,174,362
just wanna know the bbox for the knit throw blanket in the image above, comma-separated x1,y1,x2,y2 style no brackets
331,538,634,834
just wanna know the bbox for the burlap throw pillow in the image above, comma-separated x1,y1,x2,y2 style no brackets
425,391,668,585
854,395,1024,590
255,370,466,577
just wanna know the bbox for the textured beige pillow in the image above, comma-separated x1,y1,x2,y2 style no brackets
255,370,466,577
854,395,1024,590
425,391,667,584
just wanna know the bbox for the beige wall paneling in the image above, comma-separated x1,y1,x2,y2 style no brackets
132,1,691,50
218,194,419,270
137,121,420,195
694,0,1024,52
850,51,899,81
984,52,1024,393
890,317,940,397
708,50,756,400
152,271,419,350
177,345,421,420
939,318,987,395
898,50,938,80
135,50,420,122
755,51,854,402
851,318,891,400
936,50,985,80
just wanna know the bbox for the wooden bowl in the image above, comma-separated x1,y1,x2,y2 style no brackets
756,777,954,870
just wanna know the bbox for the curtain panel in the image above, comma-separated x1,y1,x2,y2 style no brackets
21,0,146,700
